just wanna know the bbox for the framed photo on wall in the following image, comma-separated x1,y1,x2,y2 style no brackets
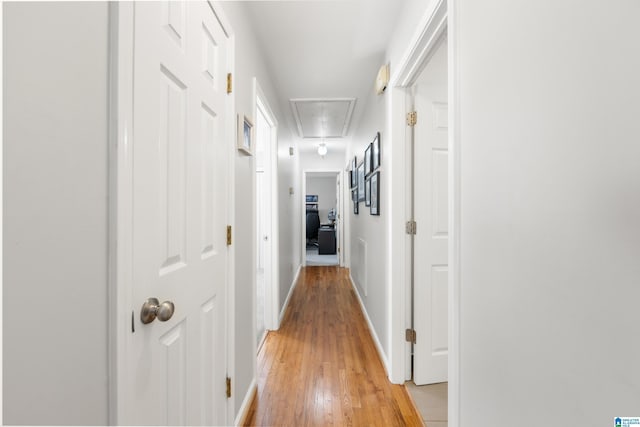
370,171,380,215
372,132,380,170
351,157,358,188
365,178,371,206
365,143,372,176
237,114,254,155
352,190,359,214
357,163,365,202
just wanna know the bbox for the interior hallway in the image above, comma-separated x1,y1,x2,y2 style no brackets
243,266,423,426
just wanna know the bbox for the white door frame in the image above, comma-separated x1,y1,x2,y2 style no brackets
301,169,343,267
108,2,237,424
387,0,460,425
253,78,280,333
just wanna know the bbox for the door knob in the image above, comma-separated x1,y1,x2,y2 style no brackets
263,235,269,241
140,298,175,324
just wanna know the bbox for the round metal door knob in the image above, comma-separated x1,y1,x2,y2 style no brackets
140,298,175,324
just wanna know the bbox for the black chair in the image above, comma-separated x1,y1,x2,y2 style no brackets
306,209,320,247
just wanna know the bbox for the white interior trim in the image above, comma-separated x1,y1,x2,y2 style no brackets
387,86,409,384
211,2,237,423
279,264,302,324
233,378,256,427
390,0,447,88
349,273,390,376
0,3,4,422
448,1,460,425
109,3,134,424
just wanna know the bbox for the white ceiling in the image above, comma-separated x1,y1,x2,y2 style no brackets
241,0,406,153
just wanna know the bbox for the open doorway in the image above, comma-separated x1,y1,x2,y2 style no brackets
254,80,279,350
304,172,340,266
405,35,449,425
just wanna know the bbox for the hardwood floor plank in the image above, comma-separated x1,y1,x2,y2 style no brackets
243,266,423,426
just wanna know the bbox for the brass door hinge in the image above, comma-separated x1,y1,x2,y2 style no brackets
227,73,233,94
406,328,416,344
226,225,232,246
406,220,417,235
406,111,417,127
226,377,231,398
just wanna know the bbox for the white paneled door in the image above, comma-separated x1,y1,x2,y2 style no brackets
128,2,230,425
413,84,449,385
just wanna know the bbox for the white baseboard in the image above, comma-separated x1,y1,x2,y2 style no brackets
234,377,256,427
348,273,390,376
279,264,301,325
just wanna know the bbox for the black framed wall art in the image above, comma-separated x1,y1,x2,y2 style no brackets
372,132,380,170
357,163,365,202
370,171,380,215
351,156,357,188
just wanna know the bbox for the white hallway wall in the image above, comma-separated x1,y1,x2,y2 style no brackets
455,0,640,424
220,2,299,419
3,2,110,424
347,89,389,362
278,143,301,311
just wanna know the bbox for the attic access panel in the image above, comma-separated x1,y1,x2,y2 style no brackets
290,98,356,138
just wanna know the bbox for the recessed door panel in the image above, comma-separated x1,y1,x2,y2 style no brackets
200,103,217,258
202,25,218,86
432,149,448,238
162,1,185,48
158,66,187,275
430,266,448,355
159,322,187,426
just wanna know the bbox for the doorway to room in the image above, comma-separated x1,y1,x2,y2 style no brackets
254,81,279,350
304,171,340,266
399,10,450,426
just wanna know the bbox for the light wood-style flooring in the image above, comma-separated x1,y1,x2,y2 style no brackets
243,266,423,426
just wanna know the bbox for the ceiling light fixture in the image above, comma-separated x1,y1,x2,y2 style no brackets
317,143,328,157
318,116,328,158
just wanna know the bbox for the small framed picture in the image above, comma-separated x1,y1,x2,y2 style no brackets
237,114,253,155
351,156,357,188
352,190,359,214
372,132,380,170
357,163,365,202
365,143,372,176
365,178,371,206
370,171,380,215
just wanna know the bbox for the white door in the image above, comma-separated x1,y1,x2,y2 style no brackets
255,105,272,346
128,2,230,424
256,168,267,346
413,76,449,383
